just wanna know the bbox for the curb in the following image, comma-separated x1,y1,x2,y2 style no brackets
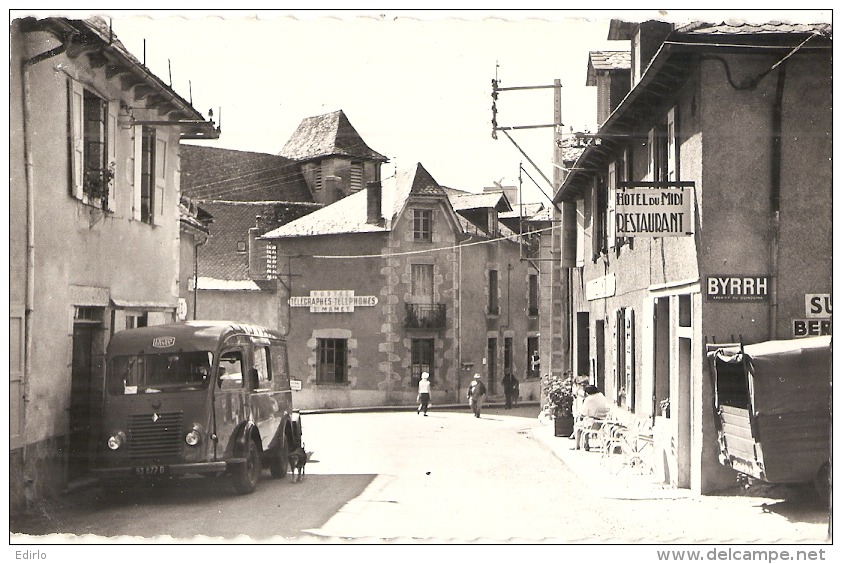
299,400,540,415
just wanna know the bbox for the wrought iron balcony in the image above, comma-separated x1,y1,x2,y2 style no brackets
405,303,446,329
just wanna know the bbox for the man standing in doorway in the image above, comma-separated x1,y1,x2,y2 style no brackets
467,373,487,418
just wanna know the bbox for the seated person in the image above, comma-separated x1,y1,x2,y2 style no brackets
573,385,611,450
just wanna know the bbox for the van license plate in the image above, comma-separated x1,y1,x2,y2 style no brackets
135,465,167,476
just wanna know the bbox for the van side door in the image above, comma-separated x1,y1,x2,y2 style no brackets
249,338,282,452
213,347,247,458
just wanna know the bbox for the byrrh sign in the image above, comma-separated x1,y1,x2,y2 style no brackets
615,188,693,237
705,276,770,302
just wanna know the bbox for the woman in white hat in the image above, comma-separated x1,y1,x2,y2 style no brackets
417,372,432,416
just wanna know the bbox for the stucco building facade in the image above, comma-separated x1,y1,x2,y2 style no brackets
549,19,832,494
9,16,218,510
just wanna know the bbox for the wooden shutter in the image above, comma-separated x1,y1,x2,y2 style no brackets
154,136,167,225
625,308,635,411
70,80,84,199
607,162,616,249
590,177,600,261
575,199,585,267
613,309,621,403
647,127,656,182
132,125,143,220
667,107,677,182
107,101,118,211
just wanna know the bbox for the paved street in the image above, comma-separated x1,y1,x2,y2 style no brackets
11,405,830,543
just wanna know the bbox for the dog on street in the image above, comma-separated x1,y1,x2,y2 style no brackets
288,444,307,482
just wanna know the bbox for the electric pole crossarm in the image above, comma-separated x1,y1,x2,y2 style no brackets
496,124,557,131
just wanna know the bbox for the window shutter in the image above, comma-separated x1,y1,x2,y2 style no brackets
107,101,118,211
613,309,621,403
154,137,167,225
70,80,84,200
132,125,143,220
575,199,585,267
607,162,616,249
667,107,678,182
625,308,635,411
560,200,577,268
647,127,656,182
590,177,600,261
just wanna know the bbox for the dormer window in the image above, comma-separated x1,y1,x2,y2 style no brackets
413,209,432,241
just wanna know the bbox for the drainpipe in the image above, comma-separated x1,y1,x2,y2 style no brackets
192,237,206,320
769,63,787,340
21,31,71,421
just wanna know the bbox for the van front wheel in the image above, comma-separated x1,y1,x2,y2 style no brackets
232,439,261,494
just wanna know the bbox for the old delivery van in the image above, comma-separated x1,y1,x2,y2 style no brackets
94,321,302,494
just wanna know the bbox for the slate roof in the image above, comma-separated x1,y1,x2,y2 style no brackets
180,144,312,202
279,110,388,163
262,163,451,239
587,50,631,86
199,200,319,280
445,190,512,213
675,20,831,36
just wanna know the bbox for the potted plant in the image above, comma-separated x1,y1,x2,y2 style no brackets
659,397,671,418
542,371,575,437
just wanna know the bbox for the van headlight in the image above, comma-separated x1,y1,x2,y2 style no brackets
185,426,203,446
107,432,126,450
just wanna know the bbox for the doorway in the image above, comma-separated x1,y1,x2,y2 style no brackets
487,337,497,394
69,322,101,480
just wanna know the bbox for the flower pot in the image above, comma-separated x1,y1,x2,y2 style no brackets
554,414,575,437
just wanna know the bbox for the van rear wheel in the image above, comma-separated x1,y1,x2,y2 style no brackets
269,438,289,478
232,439,261,494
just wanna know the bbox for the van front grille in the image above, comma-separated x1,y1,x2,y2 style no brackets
127,412,183,459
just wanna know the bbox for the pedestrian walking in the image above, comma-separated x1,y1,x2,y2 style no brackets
467,373,487,418
417,372,431,416
502,371,516,409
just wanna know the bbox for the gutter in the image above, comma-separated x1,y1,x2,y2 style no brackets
20,30,72,411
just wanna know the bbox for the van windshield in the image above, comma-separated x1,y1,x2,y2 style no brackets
109,351,214,395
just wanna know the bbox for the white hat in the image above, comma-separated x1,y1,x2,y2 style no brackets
421,372,429,379
473,373,481,379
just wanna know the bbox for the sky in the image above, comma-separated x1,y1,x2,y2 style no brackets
11,8,833,206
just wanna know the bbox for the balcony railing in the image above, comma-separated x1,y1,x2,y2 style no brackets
405,303,446,329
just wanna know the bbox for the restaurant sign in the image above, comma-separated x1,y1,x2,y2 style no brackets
289,290,378,313
615,187,693,237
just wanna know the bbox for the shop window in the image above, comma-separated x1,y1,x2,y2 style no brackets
125,312,148,329
317,338,347,384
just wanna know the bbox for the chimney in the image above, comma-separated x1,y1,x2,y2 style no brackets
247,227,262,280
366,180,383,225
